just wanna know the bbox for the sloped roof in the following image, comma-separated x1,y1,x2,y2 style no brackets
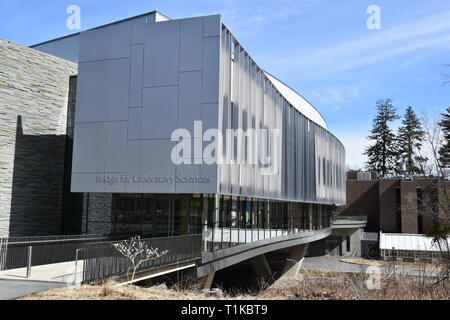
380,232,449,252
264,71,328,129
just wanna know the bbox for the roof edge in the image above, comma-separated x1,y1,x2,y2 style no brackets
31,10,169,48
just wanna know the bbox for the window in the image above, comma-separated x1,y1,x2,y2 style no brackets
417,188,423,234
395,187,402,233
346,236,351,252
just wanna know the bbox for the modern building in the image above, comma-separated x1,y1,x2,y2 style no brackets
1,11,345,281
309,171,450,258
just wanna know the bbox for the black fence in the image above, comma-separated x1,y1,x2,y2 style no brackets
81,234,202,284
0,234,119,270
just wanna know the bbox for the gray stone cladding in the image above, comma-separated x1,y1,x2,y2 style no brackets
0,39,77,237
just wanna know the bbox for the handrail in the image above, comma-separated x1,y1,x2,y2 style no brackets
0,234,124,271
81,234,202,284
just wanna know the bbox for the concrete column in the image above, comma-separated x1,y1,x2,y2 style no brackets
271,244,309,289
199,272,216,290
281,243,309,278
251,254,272,282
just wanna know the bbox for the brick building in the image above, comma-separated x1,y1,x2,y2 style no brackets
308,172,449,257
337,175,447,234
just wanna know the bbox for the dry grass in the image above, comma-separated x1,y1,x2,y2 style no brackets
263,272,450,300
19,270,450,300
19,278,262,301
341,258,445,270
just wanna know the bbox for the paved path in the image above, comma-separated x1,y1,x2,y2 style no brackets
302,256,441,276
303,256,365,273
0,260,83,283
0,279,64,300
0,261,83,300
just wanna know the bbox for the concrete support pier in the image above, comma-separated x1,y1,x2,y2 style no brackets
199,272,216,290
250,254,272,284
272,244,309,288
281,243,309,278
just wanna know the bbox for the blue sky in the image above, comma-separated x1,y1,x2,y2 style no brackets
1,0,449,168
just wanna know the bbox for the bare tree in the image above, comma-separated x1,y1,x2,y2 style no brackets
416,113,450,286
113,236,168,282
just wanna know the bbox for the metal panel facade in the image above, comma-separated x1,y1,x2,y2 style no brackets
71,15,221,194
217,27,345,205
67,13,344,206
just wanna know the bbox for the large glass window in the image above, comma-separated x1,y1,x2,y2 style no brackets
189,194,203,235
154,196,171,237
212,195,222,251
173,196,190,236
142,195,155,236
112,194,140,234
202,195,214,253
108,193,335,254
230,197,239,247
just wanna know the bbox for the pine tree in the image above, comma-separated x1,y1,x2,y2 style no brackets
438,106,450,168
397,106,426,173
364,98,400,177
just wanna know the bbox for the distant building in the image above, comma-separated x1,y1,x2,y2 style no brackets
338,172,447,234
379,232,449,262
308,171,449,258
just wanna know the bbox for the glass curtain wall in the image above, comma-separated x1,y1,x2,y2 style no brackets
202,194,333,254
109,193,333,255
112,194,204,238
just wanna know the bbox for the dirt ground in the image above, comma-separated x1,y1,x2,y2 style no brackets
20,270,450,300
340,258,445,270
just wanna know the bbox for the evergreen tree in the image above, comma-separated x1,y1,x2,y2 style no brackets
397,106,426,173
438,106,450,167
364,98,400,176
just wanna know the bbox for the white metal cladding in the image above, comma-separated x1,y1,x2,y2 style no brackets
380,232,449,252
218,26,345,205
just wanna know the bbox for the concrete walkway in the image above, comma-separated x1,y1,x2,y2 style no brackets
0,261,84,300
0,279,64,300
0,260,83,284
302,256,441,276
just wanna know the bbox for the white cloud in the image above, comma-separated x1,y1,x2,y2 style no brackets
306,82,364,111
273,9,450,77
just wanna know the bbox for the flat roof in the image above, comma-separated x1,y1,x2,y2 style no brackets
31,10,170,48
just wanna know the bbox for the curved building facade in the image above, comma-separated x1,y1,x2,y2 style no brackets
32,11,346,276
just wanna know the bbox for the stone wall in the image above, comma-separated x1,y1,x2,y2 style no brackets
82,193,114,235
0,39,77,237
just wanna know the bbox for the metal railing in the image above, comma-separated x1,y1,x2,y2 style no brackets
332,216,368,222
0,234,118,271
81,234,202,284
332,216,368,228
